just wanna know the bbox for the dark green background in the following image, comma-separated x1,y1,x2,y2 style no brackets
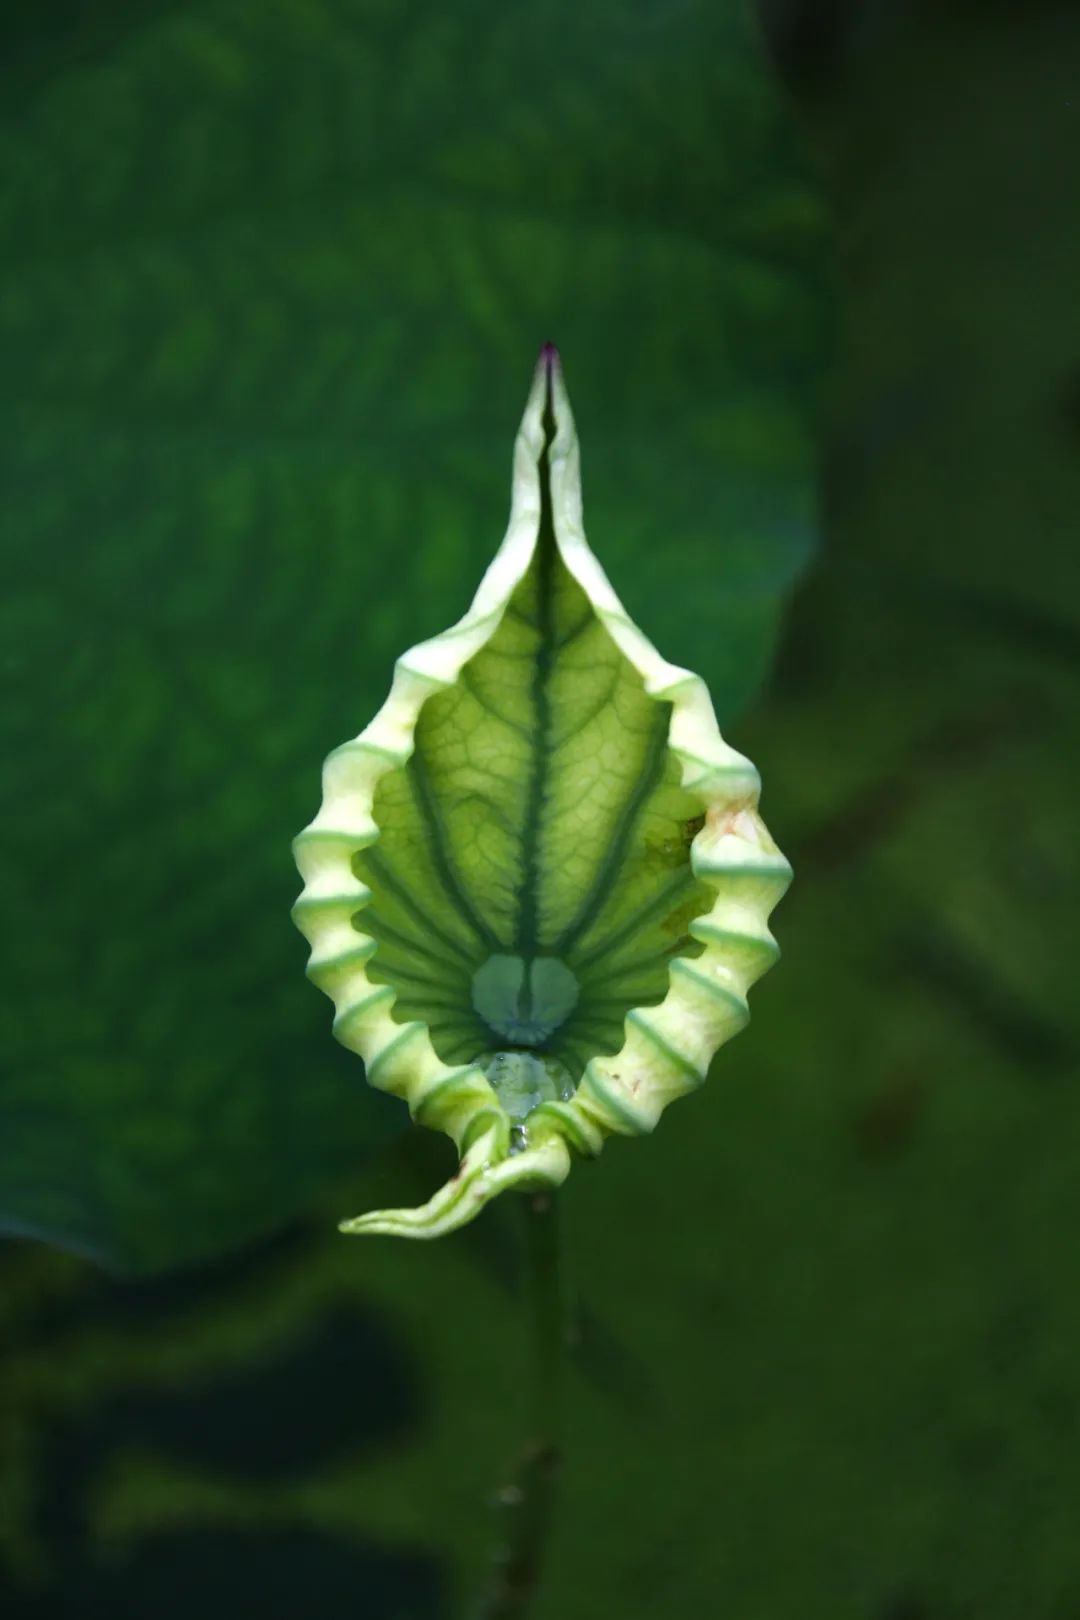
3,2,1079,1617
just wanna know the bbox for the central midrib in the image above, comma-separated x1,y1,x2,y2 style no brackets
512,379,558,987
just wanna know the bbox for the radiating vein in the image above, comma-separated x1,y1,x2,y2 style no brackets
407,750,502,951
514,392,557,958
362,919,471,981
573,870,700,972
362,850,479,968
555,702,672,956
577,940,690,992
366,954,466,995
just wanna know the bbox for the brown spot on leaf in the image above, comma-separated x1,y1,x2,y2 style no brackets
682,813,705,850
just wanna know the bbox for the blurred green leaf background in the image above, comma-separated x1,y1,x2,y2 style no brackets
2,1,1078,1617
1,0,825,1272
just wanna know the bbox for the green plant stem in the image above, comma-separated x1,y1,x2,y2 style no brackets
523,1187,562,1441
472,1191,563,1620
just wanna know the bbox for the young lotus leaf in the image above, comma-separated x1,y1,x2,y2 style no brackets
293,348,791,1239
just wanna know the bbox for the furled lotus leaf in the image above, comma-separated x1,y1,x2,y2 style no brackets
292,347,791,1239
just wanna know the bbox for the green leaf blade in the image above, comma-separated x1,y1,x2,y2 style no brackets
296,351,791,1237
